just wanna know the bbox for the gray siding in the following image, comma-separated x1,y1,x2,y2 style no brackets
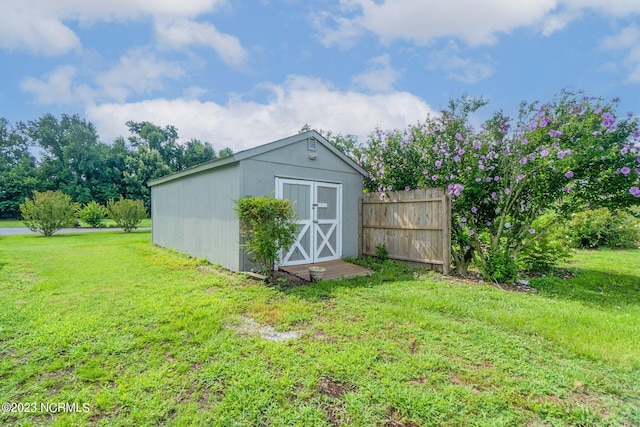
150,131,364,272
151,164,241,270
239,140,363,266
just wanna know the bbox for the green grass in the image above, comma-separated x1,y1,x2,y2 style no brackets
0,218,152,228
0,232,638,426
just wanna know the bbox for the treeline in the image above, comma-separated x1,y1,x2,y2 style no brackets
0,114,232,219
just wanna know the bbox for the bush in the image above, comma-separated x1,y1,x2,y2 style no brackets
566,208,640,249
519,214,572,275
107,198,147,232
78,201,107,228
482,247,518,283
19,190,79,236
235,196,297,280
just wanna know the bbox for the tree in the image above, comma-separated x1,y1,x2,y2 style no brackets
182,138,217,168
126,121,180,170
235,196,297,281
357,91,640,280
0,118,40,218
107,198,147,232
20,190,79,236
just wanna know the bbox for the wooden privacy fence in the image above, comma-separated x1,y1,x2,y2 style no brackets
359,188,451,274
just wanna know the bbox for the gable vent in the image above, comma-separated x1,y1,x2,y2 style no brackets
307,137,317,151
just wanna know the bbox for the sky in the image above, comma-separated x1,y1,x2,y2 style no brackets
1,0,640,153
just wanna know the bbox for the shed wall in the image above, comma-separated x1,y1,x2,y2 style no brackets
151,163,241,270
238,141,363,270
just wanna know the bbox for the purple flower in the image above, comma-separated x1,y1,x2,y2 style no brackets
549,129,563,137
565,171,574,179
435,160,442,169
522,138,528,145
471,206,478,214
379,193,386,200
475,177,481,182
486,177,493,182
458,148,465,155
529,228,536,234
517,174,525,181
630,187,640,197
464,245,470,251
491,192,498,200
519,157,528,165
387,185,393,191
593,131,602,136
405,186,411,191
468,229,475,236
423,169,429,175
621,147,629,155
564,187,572,193
504,188,511,195
454,155,461,162
432,175,438,181
540,149,550,157
455,133,463,141
461,217,467,223
494,176,500,181
620,166,631,175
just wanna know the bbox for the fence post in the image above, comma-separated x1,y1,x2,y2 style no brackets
442,192,451,275
358,196,363,258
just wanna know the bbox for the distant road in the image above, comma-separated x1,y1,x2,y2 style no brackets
0,227,150,236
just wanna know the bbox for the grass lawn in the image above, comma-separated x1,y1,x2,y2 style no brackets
0,218,152,229
0,232,638,426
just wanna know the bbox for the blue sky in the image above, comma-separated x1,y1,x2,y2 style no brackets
1,0,639,152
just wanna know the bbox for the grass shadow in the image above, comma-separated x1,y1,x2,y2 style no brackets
529,267,640,308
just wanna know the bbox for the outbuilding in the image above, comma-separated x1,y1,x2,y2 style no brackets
148,130,367,272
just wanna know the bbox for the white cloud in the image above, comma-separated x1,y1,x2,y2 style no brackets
316,0,640,47
85,75,436,151
0,7,81,55
0,0,228,55
95,49,185,102
318,0,557,47
601,25,640,83
352,54,401,92
429,42,493,83
21,50,185,105
20,66,94,105
155,19,248,67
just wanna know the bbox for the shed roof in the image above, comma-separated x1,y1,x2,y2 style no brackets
148,130,367,187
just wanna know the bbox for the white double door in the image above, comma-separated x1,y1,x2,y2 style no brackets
276,178,342,266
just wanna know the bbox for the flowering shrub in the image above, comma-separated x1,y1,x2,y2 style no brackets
356,91,640,279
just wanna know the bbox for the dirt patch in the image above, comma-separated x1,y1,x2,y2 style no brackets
226,315,302,342
323,402,347,427
318,376,357,398
385,408,420,427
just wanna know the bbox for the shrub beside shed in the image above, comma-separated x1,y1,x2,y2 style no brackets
148,131,366,272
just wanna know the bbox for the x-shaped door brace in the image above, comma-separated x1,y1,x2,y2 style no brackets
283,223,311,263
315,222,337,258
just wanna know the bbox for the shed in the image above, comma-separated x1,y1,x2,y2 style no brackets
148,131,367,272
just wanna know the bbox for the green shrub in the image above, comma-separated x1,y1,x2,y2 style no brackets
482,247,518,283
235,196,297,280
19,190,79,236
107,198,147,232
78,201,107,228
375,244,389,262
519,214,572,275
566,208,640,249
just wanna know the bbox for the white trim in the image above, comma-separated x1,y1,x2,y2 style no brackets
276,178,342,266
